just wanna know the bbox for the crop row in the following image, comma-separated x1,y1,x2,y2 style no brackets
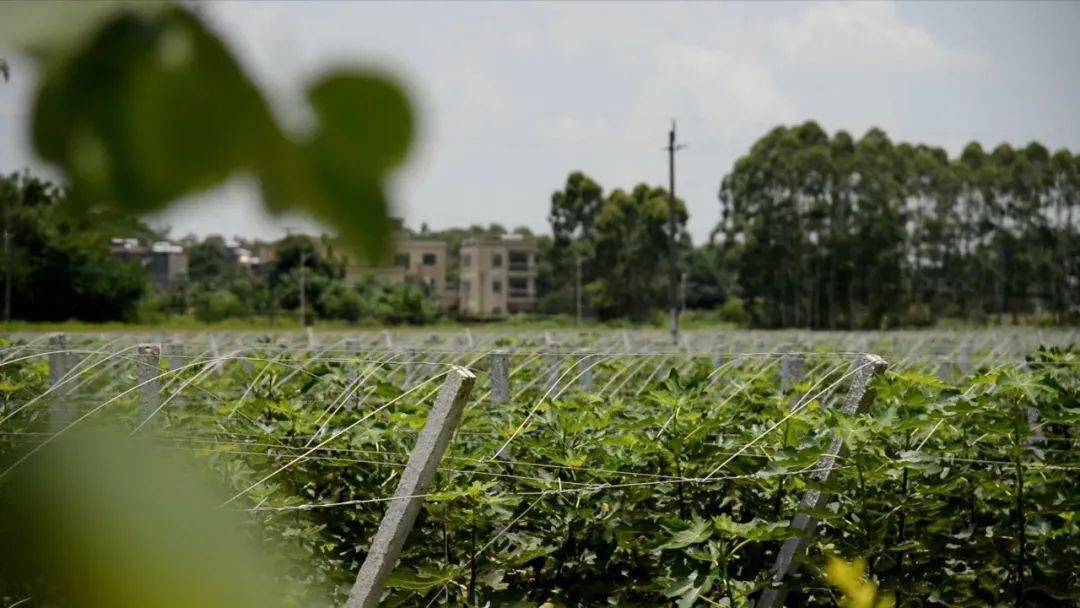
0,338,1077,606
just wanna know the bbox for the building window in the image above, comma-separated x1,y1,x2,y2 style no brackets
492,253,503,267
508,250,529,271
509,277,528,298
492,280,502,293
462,280,471,297
422,252,437,266
462,254,471,267
394,252,410,268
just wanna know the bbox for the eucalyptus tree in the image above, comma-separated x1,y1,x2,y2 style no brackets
717,124,1077,327
545,172,605,315
589,184,688,321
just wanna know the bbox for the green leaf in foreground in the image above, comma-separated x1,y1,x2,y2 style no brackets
659,517,713,550
9,3,414,263
0,428,303,607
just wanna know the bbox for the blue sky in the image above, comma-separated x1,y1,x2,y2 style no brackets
2,1,1078,243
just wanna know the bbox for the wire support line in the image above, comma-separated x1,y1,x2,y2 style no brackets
701,360,871,481
241,462,851,512
0,356,222,480
219,368,453,508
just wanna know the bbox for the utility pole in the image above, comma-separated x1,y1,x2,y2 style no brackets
575,247,582,325
298,250,309,327
665,121,685,345
680,272,687,314
3,172,14,323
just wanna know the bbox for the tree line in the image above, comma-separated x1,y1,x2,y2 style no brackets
0,172,438,325
542,122,1078,328
0,172,151,321
538,173,689,322
718,122,1078,328
3,121,1077,327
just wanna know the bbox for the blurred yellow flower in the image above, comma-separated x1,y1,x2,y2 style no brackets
825,557,895,608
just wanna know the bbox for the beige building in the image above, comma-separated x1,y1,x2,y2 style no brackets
394,237,449,305
458,236,538,317
347,232,450,307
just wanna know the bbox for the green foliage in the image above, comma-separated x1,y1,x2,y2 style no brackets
127,230,444,326
185,236,236,287
0,429,299,608
544,175,690,321
193,288,249,323
3,1,414,263
717,122,1080,329
718,297,749,326
4,338,1072,606
0,172,151,321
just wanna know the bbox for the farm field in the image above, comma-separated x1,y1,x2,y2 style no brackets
1,328,1077,607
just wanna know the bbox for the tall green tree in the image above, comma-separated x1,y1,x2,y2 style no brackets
589,184,689,321
1,172,151,321
544,172,604,314
717,123,1079,328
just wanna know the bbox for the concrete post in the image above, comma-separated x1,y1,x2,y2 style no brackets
165,341,185,373
345,366,476,608
577,351,595,391
545,349,561,394
209,334,223,376
137,344,161,427
48,334,71,433
239,349,254,375
756,354,888,608
48,333,70,387
960,339,973,376
345,339,363,355
1010,333,1029,370
779,354,806,393
346,339,363,408
938,357,952,382
710,351,726,387
490,350,510,406
455,328,474,351
402,349,417,389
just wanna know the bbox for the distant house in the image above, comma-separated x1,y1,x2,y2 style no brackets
149,242,188,286
394,237,450,306
345,226,450,307
108,238,188,287
227,244,266,270
458,235,538,317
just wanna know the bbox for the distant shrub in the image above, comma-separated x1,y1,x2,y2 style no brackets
194,289,249,323
719,297,749,326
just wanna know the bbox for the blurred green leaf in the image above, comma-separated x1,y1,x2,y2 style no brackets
0,429,300,607
30,8,275,212
7,3,413,264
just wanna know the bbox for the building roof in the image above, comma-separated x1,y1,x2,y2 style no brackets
461,234,536,247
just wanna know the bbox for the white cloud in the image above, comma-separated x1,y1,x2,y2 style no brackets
774,2,988,73
648,43,795,134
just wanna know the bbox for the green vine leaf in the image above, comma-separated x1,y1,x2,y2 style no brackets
8,3,413,263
